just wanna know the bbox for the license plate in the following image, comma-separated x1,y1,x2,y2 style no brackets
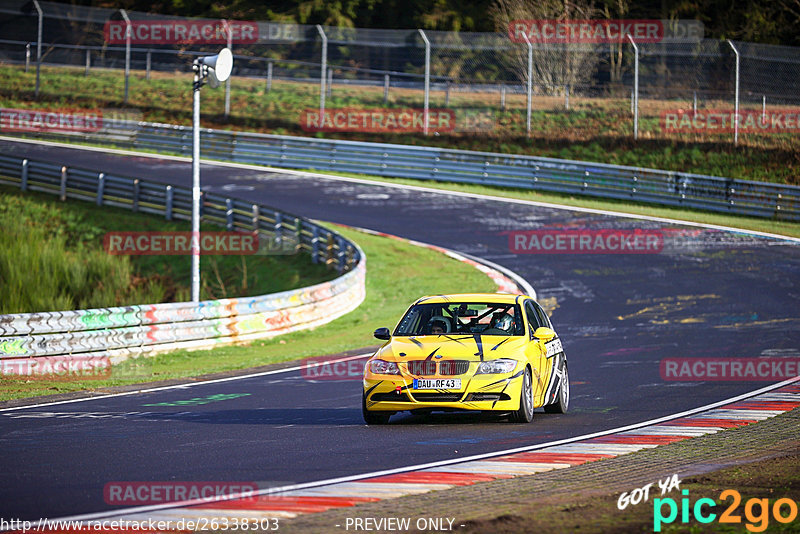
413,378,461,390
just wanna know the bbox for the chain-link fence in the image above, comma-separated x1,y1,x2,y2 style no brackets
1,0,799,145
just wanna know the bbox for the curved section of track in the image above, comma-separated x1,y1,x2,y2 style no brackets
1,138,799,521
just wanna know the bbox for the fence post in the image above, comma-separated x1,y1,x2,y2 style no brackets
316,25,327,122
500,84,506,110
165,185,173,220
727,40,740,146
445,81,451,106
327,67,333,99
565,84,570,110
762,95,766,121
33,0,42,98
693,91,697,116
627,34,639,140
521,33,532,137
418,29,431,135
383,73,390,104
60,166,67,201
25,43,30,73
120,9,131,105
96,173,105,206
132,178,139,211
225,198,233,230
84,49,91,76
146,50,151,80
20,159,29,191
266,60,273,92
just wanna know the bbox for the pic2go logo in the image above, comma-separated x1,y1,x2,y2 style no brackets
654,489,799,532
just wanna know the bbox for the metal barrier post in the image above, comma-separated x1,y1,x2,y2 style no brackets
25,43,30,73
21,159,29,191
225,198,233,229
327,67,333,99
252,204,259,232
132,178,140,211
565,84,570,110
501,84,506,110
311,226,320,263
266,61,273,92
727,40,740,146
165,185,173,220
418,29,430,135
384,73,389,104
96,173,105,206
146,50,151,80
316,25,327,122
85,49,91,76
60,166,67,201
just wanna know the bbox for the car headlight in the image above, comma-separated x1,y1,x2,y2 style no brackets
475,359,518,374
368,359,401,375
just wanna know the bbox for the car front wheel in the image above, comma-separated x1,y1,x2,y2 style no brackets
508,367,534,423
362,392,391,425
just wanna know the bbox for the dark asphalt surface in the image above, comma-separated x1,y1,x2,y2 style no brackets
1,139,799,521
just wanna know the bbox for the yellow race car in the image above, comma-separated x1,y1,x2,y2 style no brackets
362,293,569,424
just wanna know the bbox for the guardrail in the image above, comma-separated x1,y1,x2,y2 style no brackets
0,154,366,375
7,122,799,221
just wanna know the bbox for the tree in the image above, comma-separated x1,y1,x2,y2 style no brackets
489,0,601,95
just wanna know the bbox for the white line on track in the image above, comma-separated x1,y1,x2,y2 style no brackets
0,353,371,413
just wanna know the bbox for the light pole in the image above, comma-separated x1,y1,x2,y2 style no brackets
191,48,233,303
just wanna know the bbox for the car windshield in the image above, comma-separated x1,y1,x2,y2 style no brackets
394,302,524,336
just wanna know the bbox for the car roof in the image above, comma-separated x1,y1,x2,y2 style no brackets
414,293,528,305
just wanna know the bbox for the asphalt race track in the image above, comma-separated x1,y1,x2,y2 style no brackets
1,138,799,521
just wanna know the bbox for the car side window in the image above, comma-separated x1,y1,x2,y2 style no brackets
533,302,551,329
525,301,540,337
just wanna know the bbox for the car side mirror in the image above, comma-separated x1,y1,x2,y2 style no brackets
533,327,556,342
373,327,391,340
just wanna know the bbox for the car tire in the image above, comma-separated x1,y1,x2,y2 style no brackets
544,361,569,414
362,392,391,425
508,367,534,423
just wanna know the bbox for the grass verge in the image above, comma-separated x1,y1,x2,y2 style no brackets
1,64,798,184
0,225,498,401
0,184,336,313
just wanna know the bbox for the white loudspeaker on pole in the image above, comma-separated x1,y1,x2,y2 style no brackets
191,48,233,303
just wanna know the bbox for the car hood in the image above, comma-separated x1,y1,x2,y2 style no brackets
376,335,529,361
